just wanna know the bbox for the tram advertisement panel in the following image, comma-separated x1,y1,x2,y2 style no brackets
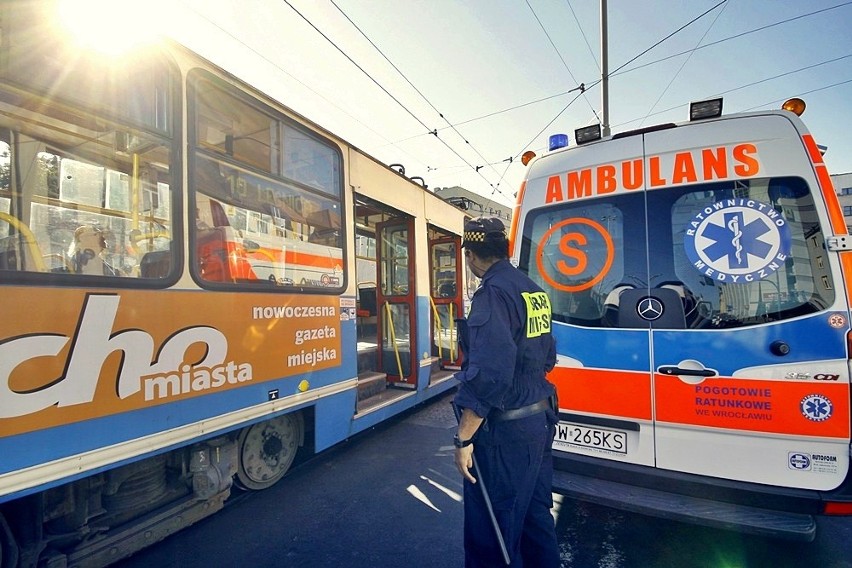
0,288,342,437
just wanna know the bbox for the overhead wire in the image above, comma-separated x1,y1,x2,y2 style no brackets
398,0,850,139
189,0,518,205
525,0,600,123
638,0,729,127
192,0,851,203
612,1,852,78
610,54,852,129
396,0,727,153
566,0,600,72
423,0,845,162
607,0,728,77
280,0,433,134
178,1,397,149
324,0,518,206
322,0,852,200
499,0,726,174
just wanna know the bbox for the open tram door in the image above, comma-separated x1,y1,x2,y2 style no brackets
428,227,463,372
376,217,417,387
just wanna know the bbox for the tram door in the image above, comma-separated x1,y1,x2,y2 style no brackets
428,230,463,369
376,218,416,386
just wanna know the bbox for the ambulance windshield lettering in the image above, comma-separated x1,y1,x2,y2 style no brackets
544,144,759,204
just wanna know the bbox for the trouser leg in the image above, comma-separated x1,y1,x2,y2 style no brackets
519,432,560,568
464,477,507,568
464,417,559,568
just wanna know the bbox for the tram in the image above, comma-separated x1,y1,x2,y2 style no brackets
0,2,469,566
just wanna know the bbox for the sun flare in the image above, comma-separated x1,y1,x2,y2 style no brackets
56,0,166,55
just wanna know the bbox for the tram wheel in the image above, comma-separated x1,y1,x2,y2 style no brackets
235,412,303,491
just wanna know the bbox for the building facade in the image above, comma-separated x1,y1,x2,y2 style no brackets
432,186,511,224
834,172,852,230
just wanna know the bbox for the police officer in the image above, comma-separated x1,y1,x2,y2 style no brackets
453,217,560,567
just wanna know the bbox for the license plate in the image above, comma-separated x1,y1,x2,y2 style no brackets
554,422,628,454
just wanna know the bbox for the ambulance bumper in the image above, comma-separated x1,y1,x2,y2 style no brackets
552,461,818,541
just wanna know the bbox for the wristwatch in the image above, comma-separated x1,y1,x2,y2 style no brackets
453,433,474,448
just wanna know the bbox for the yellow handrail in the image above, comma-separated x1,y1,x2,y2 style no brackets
382,301,405,380
428,296,443,361
448,302,456,361
0,212,46,271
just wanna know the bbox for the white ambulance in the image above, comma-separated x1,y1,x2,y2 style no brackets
510,98,851,540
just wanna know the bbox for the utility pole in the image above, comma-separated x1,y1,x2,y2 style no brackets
600,0,610,137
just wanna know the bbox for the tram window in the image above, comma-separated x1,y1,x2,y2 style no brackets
195,82,276,174
189,71,345,292
381,227,409,296
431,241,457,298
0,17,177,282
0,135,174,279
192,158,344,290
283,128,340,198
2,3,172,134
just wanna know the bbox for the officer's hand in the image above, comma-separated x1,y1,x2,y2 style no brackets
454,446,476,484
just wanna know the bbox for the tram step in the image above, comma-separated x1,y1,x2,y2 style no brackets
429,369,456,385
357,371,387,401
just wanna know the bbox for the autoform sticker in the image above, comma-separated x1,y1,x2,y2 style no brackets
684,199,791,283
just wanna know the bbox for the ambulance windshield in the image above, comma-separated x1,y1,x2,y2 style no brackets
519,176,834,329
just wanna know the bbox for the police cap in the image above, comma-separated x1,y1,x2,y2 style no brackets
462,217,506,248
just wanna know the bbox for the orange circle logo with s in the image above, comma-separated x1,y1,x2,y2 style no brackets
535,218,614,292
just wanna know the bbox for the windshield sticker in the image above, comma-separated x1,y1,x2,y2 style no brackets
684,199,791,283
535,217,614,292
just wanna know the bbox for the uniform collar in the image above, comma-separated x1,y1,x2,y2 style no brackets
480,258,512,282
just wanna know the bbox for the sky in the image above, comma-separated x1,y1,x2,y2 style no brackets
149,0,852,209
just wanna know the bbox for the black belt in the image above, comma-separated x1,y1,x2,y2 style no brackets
489,399,550,422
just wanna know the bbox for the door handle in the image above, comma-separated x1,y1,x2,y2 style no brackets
658,365,717,377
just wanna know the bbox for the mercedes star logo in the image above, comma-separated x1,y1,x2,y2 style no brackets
636,297,664,321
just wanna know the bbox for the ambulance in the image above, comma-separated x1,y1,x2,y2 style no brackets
511,98,852,540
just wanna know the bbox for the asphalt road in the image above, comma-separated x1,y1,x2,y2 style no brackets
115,390,852,568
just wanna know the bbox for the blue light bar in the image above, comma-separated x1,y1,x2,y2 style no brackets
548,134,569,151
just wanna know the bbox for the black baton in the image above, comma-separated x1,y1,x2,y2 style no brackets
452,403,511,565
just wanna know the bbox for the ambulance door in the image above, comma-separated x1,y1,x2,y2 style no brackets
376,217,417,387
521,135,657,468
643,117,851,490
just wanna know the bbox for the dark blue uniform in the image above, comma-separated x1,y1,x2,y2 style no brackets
454,259,559,567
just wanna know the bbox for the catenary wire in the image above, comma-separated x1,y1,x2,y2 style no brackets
322,0,509,206
638,0,729,127
525,0,601,123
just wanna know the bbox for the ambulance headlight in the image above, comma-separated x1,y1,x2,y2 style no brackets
575,124,602,145
689,98,723,121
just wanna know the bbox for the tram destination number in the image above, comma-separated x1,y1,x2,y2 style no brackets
555,422,627,454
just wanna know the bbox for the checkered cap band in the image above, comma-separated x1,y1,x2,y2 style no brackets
463,230,487,242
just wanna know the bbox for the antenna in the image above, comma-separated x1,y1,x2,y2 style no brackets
600,0,611,137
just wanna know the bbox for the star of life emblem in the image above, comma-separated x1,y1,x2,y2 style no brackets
684,199,792,283
800,394,833,422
